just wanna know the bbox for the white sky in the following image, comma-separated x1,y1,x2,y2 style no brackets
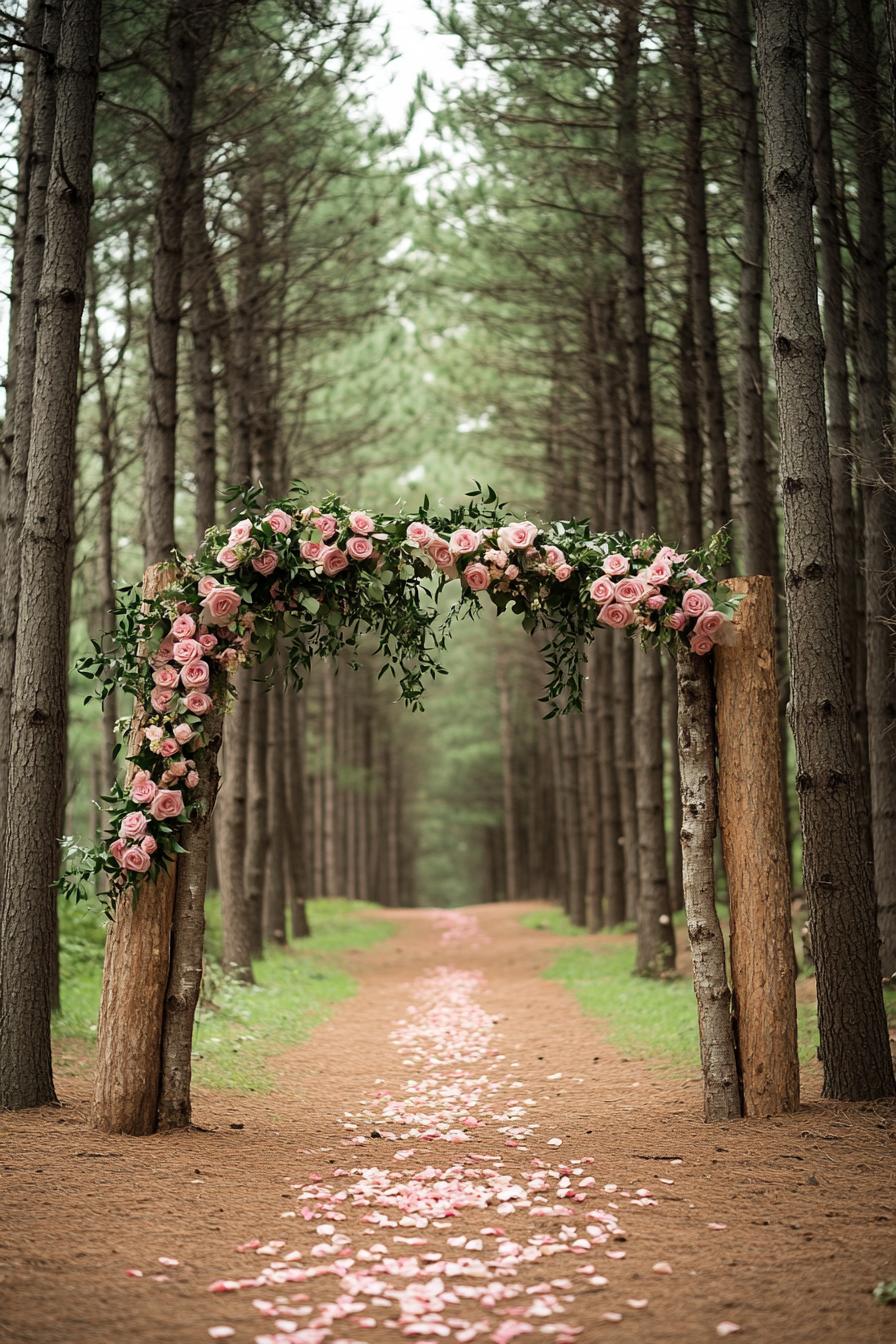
366,0,463,143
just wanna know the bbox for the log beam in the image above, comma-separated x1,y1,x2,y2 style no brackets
715,575,800,1117
676,645,743,1121
93,564,179,1135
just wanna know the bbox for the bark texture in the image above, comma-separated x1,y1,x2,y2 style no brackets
0,0,101,1111
157,676,225,1130
755,0,894,1098
93,565,179,1134
715,577,799,1116
676,646,742,1122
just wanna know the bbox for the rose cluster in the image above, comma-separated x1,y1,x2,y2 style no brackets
586,546,728,654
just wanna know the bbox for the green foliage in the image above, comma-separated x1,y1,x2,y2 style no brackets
54,896,391,1093
541,939,821,1073
873,1280,896,1306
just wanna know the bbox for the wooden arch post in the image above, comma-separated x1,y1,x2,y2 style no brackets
93,565,225,1135
714,575,800,1117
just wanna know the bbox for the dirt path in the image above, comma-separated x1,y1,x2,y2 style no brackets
1,903,894,1344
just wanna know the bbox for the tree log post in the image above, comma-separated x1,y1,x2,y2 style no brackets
676,645,743,1121
715,575,800,1117
93,564,179,1134
156,673,225,1130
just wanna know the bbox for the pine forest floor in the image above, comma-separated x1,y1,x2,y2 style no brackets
1,901,894,1344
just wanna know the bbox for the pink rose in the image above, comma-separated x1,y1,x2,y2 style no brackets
463,562,490,592
122,845,151,874
173,637,203,665
119,811,149,841
484,548,506,569
216,546,240,570
171,614,196,640
186,770,199,789
694,609,726,640
251,549,278,576
184,691,212,715
198,633,217,652
647,594,666,611
152,664,179,689
590,576,615,605
544,545,565,568
690,633,714,655
428,540,454,569
348,510,375,535
346,535,374,561
263,508,292,535
681,587,713,618
140,834,157,855
200,586,241,623
664,610,688,631
197,575,218,597
312,514,338,540
598,602,634,629
554,563,573,582
130,770,157,805
449,528,480,555
499,521,538,550
685,567,707,586
152,634,176,666
150,687,175,715
167,758,187,778
642,560,672,585
301,539,325,562
406,521,434,547
144,725,163,743
321,546,349,577
505,563,520,580
228,519,253,545
173,722,194,745
614,577,648,604
159,738,179,757
181,659,210,689
602,553,630,577
218,648,239,670
150,789,185,821
109,838,126,867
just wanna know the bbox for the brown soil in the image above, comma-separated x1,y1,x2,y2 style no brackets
1,902,894,1344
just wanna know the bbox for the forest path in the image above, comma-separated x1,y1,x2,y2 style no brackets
1,903,893,1344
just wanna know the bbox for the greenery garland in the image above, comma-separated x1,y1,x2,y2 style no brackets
60,483,738,908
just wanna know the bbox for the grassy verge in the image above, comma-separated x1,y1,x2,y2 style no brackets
54,895,392,1092
522,906,822,1072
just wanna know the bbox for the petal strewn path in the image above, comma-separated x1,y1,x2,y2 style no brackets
1,902,893,1344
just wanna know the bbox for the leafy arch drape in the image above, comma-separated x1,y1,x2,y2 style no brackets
63,483,738,906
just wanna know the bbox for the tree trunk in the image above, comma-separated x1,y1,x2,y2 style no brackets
0,0,101,1112
184,138,217,544
156,677,224,1129
93,565,180,1133
715,577,800,1116
244,676,268,955
87,276,118,783
676,646,742,1122
616,0,675,973
843,0,896,976
498,647,518,901
263,680,287,944
0,1,60,886
808,0,859,701
219,669,254,981
673,0,731,538
730,0,777,577
754,0,894,1098
143,0,206,564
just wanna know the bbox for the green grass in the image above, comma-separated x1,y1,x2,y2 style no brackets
54,895,392,1092
525,914,822,1073
520,905,688,937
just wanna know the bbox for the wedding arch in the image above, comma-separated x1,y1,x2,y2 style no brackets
64,484,799,1136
